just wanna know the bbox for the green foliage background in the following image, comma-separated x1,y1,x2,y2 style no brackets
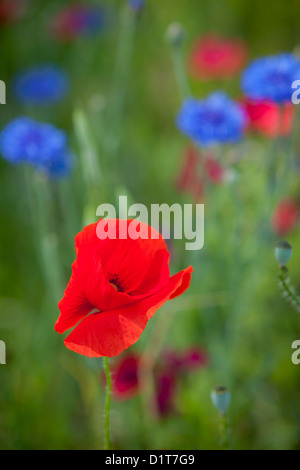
1,0,300,450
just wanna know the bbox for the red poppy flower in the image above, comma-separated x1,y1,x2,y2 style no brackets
272,199,300,235
55,220,193,357
243,99,295,137
189,35,248,80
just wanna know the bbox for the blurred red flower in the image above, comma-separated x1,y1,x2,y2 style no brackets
205,155,225,185
112,354,139,399
243,99,295,137
189,35,248,80
272,199,300,235
179,347,208,370
163,347,208,372
156,372,176,416
49,3,105,42
175,145,226,200
175,145,204,200
55,220,193,357
0,0,26,24
156,348,208,416
110,347,208,417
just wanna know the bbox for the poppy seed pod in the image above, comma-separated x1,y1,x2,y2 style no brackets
165,22,185,47
211,386,231,415
275,241,293,267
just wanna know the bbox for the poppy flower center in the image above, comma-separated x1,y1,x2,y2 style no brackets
109,274,124,293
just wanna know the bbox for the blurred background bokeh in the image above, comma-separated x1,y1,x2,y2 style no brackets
1,0,300,450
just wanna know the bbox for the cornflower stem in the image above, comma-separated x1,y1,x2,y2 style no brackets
73,108,106,200
103,357,112,450
266,136,279,199
56,178,80,249
105,5,137,157
28,171,64,302
278,266,300,313
287,101,300,177
219,412,230,450
170,42,191,100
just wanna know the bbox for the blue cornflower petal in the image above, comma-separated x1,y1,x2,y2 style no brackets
14,65,69,105
0,117,73,178
128,0,144,11
176,92,247,147
241,53,300,103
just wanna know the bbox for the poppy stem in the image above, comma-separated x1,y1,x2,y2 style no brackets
168,27,191,100
103,356,112,450
219,412,230,450
278,267,300,314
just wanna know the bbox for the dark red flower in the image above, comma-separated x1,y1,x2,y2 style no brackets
109,346,208,417
55,220,193,357
49,3,105,42
179,347,208,370
272,199,300,235
205,155,225,185
156,372,176,416
189,35,248,80
175,145,226,200
155,347,208,416
162,350,183,371
243,99,295,137
112,354,139,400
162,347,208,373
175,145,204,201
0,0,26,24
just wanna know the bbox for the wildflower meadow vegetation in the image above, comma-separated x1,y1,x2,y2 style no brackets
1,0,300,451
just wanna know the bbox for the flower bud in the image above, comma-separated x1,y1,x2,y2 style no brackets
275,241,292,266
211,386,231,414
165,22,185,47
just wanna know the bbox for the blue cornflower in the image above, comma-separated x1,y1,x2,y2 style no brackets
241,53,300,103
14,65,69,105
0,117,72,178
128,0,144,11
176,92,247,147
76,6,106,34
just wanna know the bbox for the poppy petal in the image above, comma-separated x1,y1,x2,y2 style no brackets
169,266,193,300
55,259,95,334
75,220,171,297
63,265,193,357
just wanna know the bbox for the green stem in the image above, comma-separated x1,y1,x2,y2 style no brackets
105,6,137,157
103,357,112,450
28,171,64,302
287,102,300,177
220,413,230,450
170,43,191,100
278,267,300,313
